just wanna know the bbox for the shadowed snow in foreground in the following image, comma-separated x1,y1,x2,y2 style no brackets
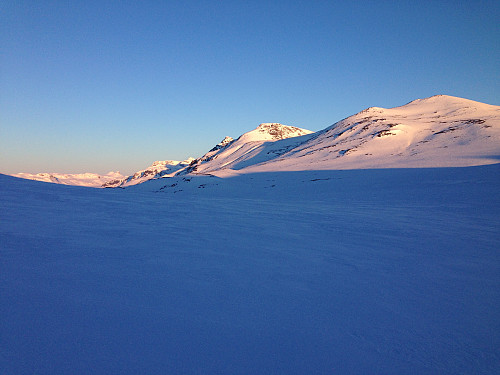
1,165,499,374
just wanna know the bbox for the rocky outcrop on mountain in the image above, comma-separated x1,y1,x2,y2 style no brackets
179,136,235,175
243,123,312,141
209,136,234,152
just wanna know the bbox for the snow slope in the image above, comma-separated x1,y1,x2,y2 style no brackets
11,171,125,188
1,165,499,374
191,95,500,176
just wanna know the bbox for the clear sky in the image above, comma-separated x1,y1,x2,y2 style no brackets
1,0,499,175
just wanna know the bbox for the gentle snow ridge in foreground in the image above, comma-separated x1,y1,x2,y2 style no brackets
1,165,499,374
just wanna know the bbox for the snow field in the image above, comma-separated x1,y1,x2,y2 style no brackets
1,165,499,374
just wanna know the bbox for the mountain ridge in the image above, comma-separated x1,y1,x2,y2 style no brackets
12,171,125,188
102,158,195,188
9,95,500,186
222,94,500,175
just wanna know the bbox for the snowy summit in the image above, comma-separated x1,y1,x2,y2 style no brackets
185,123,313,174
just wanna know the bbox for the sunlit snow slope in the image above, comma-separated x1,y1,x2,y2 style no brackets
192,95,500,176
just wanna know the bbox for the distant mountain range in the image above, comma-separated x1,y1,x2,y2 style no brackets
12,171,125,188
12,95,500,187
101,158,195,188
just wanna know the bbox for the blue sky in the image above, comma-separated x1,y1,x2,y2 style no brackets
1,0,499,175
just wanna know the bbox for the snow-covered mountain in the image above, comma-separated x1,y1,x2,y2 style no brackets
102,158,195,187
184,123,313,174
12,171,125,188
188,95,500,177
10,95,500,187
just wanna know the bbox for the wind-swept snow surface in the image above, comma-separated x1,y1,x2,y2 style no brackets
1,165,499,374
